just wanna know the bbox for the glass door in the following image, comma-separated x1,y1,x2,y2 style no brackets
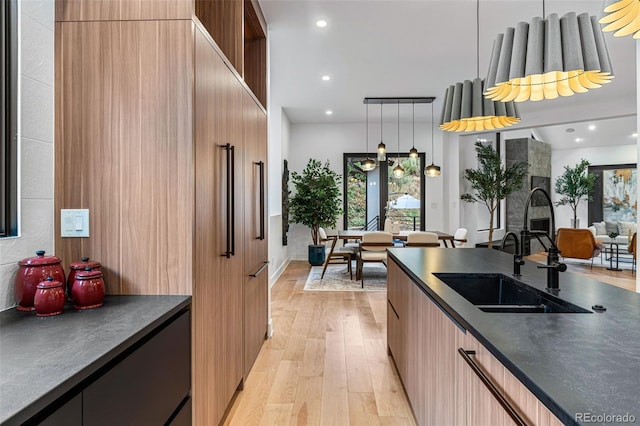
344,153,425,231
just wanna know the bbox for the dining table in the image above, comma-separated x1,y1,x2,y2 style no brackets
337,230,457,247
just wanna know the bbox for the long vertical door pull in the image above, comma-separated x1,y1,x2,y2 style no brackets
220,144,236,257
254,161,265,240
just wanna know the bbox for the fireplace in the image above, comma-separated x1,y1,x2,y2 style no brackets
530,218,550,233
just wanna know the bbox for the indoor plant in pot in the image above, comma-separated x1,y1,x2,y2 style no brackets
461,142,528,248
289,159,343,265
554,159,598,228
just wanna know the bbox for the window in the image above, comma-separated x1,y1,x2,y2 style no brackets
1,0,18,237
343,153,426,231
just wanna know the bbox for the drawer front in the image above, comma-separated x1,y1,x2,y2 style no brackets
83,310,191,425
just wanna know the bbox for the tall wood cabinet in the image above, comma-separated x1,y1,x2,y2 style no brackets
55,1,268,424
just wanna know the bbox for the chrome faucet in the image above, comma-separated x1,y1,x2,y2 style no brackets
521,187,567,293
500,232,524,277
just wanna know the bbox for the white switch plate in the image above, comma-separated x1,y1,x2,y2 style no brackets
61,209,90,237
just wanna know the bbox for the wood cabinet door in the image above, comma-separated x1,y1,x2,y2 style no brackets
193,27,243,426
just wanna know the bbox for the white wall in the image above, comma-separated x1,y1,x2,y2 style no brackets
286,121,445,260
551,145,637,229
0,0,55,311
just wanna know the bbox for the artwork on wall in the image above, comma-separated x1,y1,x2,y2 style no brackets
282,159,290,245
588,164,637,224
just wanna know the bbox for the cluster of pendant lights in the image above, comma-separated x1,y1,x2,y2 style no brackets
362,98,440,177
440,0,617,133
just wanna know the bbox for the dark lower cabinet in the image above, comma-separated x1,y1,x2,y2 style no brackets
34,310,190,426
39,394,82,426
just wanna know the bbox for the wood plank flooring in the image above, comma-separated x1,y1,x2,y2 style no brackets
224,255,637,425
224,261,416,425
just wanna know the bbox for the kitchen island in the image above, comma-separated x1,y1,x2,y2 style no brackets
387,247,640,426
0,295,191,425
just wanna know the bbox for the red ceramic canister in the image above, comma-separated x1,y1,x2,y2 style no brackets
72,268,105,310
67,257,102,299
34,277,66,317
15,250,66,311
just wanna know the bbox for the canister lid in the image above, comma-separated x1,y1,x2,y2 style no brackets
19,250,62,266
75,269,103,279
37,277,63,289
69,257,101,270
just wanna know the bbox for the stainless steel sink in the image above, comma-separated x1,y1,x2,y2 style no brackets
433,273,591,313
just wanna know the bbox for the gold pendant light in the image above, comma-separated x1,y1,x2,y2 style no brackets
484,7,614,102
362,102,376,171
440,0,520,132
377,104,386,161
392,101,405,178
600,0,640,39
425,102,441,177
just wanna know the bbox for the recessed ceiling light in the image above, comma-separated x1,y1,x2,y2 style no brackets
575,137,583,143
632,133,638,138
588,124,596,131
566,128,575,133
325,110,333,115
316,20,328,28
321,75,331,81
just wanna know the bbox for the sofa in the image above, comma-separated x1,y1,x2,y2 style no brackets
588,220,637,246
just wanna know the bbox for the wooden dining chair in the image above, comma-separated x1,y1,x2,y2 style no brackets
356,231,394,287
319,227,356,280
404,232,440,247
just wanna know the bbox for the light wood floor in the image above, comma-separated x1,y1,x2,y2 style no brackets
224,261,416,426
224,255,637,425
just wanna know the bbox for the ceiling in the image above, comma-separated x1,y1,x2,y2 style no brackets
260,0,638,146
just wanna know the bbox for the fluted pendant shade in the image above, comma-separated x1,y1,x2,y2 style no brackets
600,0,640,38
484,12,614,102
439,78,521,132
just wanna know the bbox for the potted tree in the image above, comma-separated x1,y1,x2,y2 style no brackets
554,159,598,228
461,142,528,248
289,159,343,265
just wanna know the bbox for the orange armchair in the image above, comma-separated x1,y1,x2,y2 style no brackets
555,228,602,269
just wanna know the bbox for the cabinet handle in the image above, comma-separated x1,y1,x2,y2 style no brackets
254,161,265,240
220,144,235,258
250,261,269,277
457,348,529,426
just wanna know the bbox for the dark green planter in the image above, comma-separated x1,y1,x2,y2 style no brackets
308,245,325,266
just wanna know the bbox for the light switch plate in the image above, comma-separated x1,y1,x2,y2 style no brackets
61,209,90,237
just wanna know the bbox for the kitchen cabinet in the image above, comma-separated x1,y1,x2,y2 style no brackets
387,258,562,425
26,307,190,426
55,3,268,424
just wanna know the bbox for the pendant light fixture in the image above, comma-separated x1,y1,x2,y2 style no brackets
440,0,520,132
362,103,376,171
425,101,441,177
600,0,640,39
377,104,386,161
409,102,418,158
392,101,405,178
484,1,614,103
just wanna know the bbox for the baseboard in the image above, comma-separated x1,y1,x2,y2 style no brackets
269,257,291,287
267,318,273,338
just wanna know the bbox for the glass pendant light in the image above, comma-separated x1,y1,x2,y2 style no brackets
425,101,441,177
377,104,386,161
409,102,419,158
362,103,376,171
392,101,405,178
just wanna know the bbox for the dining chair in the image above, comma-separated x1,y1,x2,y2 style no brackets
319,227,356,280
356,231,394,287
629,232,636,274
404,232,440,247
453,228,468,248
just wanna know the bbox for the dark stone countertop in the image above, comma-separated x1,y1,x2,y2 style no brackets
387,248,640,426
0,295,191,425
